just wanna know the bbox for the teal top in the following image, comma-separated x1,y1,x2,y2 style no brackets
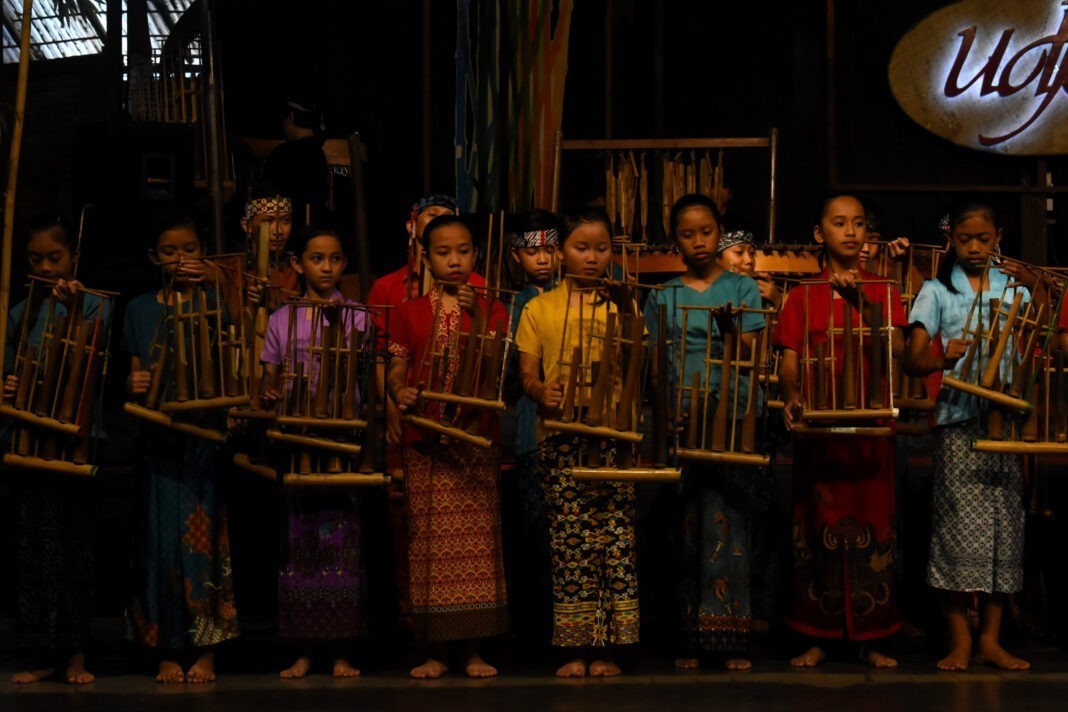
509,280,558,457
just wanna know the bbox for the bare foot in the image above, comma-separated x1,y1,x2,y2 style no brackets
936,645,971,671
465,655,498,678
11,668,55,684
156,660,185,684
862,648,898,669
409,657,449,679
280,656,312,680
588,659,621,677
674,658,700,670
186,651,217,684
790,646,826,668
975,641,1030,671
555,659,587,678
333,658,361,678
726,658,752,671
65,653,95,684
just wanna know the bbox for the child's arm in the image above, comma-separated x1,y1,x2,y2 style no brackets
387,355,419,413
127,355,152,396
260,363,283,409
519,351,563,414
3,374,17,401
778,348,804,429
905,326,968,377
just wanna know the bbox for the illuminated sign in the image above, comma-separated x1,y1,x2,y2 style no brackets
889,0,1068,155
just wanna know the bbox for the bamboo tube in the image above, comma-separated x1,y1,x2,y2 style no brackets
267,428,363,455
342,329,360,420
942,375,1031,411
478,336,502,402
0,404,82,437
973,440,1068,454
792,425,893,438
1008,302,1046,399
457,312,485,398
841,306,856,409
686,372,701,449
712,329,734,452
283,472,390,487
568,467,681,483
543,419,644,444
676,448,770,467
161,395,250,413
173,292,189,401
606,154,617,231
275,415,367,429
561,345,582,420
869,307,885,409
233,452,278,481
314,321,335,418
981,293,1023,389
0,0,34,361
639,152,648,241
614,314,644,432
986,407,1004,441
33,315,67,416
223,324,239,397
741,331,761,454
197,290,217,398
3,453,96,478
814,342,829,410
802,407,898,421
586,313,617,427
651,304,669,468
13,344,38,410
358,333,381,474
1057,350,1067,442
123,402,228,443
401,414,493,448
58,322,91,423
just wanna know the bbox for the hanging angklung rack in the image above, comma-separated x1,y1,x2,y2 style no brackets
123,254,249,443
541,278,679,482
791,277,899,437
551,132,778,246
867,240,947,434
401,280,515,448
1,277,116,477
673,303,773,467
257,300,388,486
938,257,1068,453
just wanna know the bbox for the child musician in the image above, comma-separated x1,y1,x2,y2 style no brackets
122,215,239,683
516,207,639,678
644,195,765,671
3,217,108,685
259,226,370,679
387,215,509,679
772,194,908,669
905,199,1030,671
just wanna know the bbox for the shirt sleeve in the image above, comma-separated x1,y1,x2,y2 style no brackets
119,298,140,359
908,281,942,339
388,302,413,362
771,288,804,352
260,308,286,365
514,299,542,358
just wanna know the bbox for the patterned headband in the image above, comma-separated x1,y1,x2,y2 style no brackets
245,195,292,222
939,213,951,235
410,194,458,218
511,228,560,249
717,229,755,253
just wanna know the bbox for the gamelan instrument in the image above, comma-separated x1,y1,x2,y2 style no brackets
792,278,899,437
402,283,513,448
1,277,115,476
253,300,387,486
940,257,1068,454
543,279,679,482
673,303,772,467
123,255,249,442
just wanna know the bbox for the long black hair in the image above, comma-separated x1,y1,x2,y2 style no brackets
936,198,1001,294
559,206,612,245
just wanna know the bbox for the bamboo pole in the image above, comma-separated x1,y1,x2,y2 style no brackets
0,0,35,365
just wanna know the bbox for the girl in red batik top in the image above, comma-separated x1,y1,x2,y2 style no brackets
772,194,909,669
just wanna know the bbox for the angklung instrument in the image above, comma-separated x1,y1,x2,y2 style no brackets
259,300,388,486
402,282,514,449
867,240,946,434
791,277,899,437
673,303,773,467
123,254,249,443
1,277,115,476
542,279,679,482
940,257,1068,454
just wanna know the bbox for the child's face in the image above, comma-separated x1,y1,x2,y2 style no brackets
411,205,455,240
293,235,346,297
155,227,204,282
716,244,755,276
247,210,293,254
950,212,1001,274
674,207,721,268
423,224,476,284
561,222,612,281
512,245,556,285
815,196,867,264
27,231,75,280
857,238,881,269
